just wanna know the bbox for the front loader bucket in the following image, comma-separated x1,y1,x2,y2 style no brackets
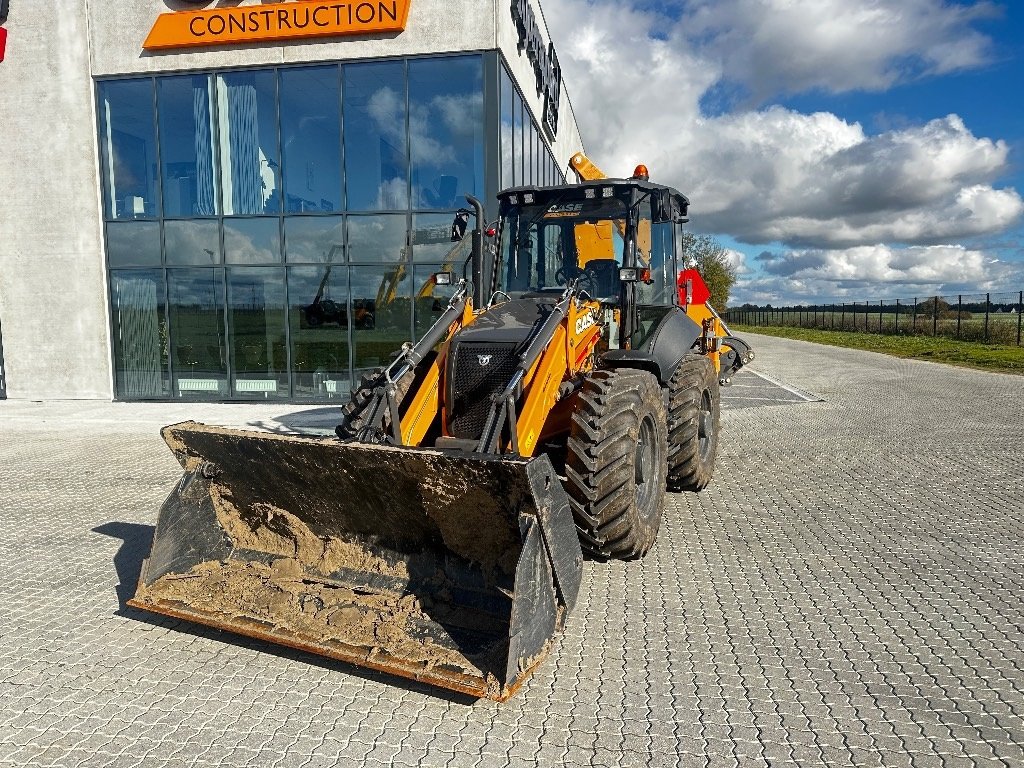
129,422,583,701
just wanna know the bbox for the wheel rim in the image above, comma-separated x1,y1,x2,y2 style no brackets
698,389,714,462
634,414,658,515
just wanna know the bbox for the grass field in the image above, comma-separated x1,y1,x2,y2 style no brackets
732,325,1024,375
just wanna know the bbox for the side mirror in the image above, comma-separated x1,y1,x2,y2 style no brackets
450,209,471,242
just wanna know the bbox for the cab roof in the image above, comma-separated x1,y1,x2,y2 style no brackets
498,178,690,216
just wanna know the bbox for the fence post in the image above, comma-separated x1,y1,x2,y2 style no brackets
913,297,917,333
841,303,845,330
957,295,962,339
895,299,900,333
831,304,835,330
932,296,938,337
1018,291,1022,346
985,293,990,342
879,300,883,333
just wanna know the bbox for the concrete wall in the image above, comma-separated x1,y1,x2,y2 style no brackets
0,0,112,399
0,0,583,400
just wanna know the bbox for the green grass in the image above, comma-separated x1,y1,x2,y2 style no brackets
732,325,1024,375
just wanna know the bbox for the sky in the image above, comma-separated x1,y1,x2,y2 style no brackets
542,0,1024,305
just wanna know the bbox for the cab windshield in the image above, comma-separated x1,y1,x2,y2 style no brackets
498,196,630,300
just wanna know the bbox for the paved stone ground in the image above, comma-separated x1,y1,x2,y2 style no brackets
1,334,1022,767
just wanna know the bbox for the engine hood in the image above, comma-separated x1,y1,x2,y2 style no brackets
454,298,555,348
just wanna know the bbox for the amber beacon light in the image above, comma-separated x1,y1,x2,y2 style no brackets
144,0,412,51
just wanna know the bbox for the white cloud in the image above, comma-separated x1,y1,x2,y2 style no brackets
683,0,1000,100
734,243,1018,303
544,0,1022,252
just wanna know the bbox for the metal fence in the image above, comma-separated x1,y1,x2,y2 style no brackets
724,291,1024,346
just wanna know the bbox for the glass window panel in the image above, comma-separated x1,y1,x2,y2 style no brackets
500,67,514,191
347,214,407,263
168,268,227,397
164,220,220,265
224,217,281,264
106,221,161,267
216,70,281,215
228,267,288,398
344,61,408,211
109,270,170,398
98,79,158,219
288,266,350,398
514,91,524,187
530,120,538,185
638,220,674,306
351,265,411,375
285,216,344,263
158,75,219,218
409,56,484,209
410,212,464,264
281,66,342,213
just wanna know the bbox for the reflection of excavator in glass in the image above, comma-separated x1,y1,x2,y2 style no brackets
302,246,375,330
374,215,474,310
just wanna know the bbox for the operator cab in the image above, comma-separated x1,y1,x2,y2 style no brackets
494,179,690,309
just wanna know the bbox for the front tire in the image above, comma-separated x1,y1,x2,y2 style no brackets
565,369,668,559
666,354,721,492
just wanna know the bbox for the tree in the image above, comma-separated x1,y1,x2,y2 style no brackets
679,232,737,309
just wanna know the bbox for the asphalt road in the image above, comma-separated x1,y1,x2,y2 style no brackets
1,333,1022,767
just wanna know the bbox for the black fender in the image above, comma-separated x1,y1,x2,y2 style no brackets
601,307,701,385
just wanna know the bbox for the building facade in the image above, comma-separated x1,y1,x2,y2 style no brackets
0,0,583,401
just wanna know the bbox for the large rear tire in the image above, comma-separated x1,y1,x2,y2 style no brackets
565,369,668,560
666,353,721,492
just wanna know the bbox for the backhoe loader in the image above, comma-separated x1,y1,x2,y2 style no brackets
130,164,752,701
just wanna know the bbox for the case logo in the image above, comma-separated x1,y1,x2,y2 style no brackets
477,354,493,367
575,312,596,335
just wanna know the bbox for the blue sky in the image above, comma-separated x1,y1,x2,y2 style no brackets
545,0,1024,305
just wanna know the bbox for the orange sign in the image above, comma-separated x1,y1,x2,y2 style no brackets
144,0,411,51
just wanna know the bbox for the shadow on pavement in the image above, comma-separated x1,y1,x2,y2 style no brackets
246,407,343,435
92,519,479,706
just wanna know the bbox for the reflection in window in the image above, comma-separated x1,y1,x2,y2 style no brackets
110,270,169,398
345,62,408,211
224,217,281,264
106,222,161,267
281,66,341,213
99,79,158,219
159,76,218,218
514,91,524,186
413,264,459,338
351,264,411,377
168,269,227,396
409,56,484,209
288,266,350,398
217,71,281,215
165,220,220,265
347,215,407,263
285,216,344,263
228,268,288,397
500,67,514,191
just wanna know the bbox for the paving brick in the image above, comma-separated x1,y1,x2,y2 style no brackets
2,335,1023,767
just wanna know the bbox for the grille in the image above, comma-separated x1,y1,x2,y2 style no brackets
448,342,520,440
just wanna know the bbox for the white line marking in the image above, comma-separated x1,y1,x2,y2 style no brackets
744,369,824,402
